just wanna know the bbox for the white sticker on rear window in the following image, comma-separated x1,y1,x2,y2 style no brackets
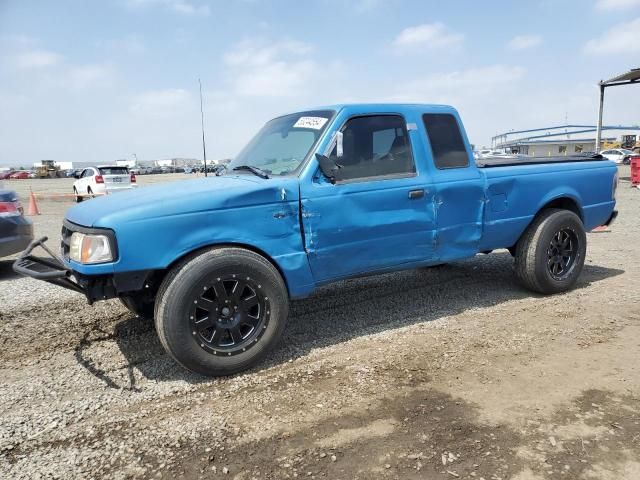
293,116,328,130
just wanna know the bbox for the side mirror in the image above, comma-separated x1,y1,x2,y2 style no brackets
315,153,343,184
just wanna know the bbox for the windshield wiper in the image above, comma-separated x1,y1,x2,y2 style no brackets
232,165,270,179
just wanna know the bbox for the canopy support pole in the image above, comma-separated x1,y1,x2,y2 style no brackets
595,82,605,152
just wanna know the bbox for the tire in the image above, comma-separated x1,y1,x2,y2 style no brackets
74,187,82,203
514,208,586,294
120,294,155,319
87,187,94,199
154,247,289,377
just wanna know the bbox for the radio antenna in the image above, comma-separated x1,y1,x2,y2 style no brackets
198,78,208,177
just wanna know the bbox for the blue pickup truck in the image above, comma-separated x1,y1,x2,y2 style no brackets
15,104,618,376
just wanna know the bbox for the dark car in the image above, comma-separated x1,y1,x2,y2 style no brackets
0,171,14,180
0,188,33,258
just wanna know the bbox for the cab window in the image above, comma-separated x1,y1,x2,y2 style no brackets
422,113,469,169
331,115,415,181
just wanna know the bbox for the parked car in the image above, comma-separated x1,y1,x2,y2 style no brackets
600,148,634,165
9,171,29,179
72,165,136,202
0,188,33,258
0,171,14,180
15,104,618,377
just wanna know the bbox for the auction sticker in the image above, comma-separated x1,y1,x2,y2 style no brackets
293,116,328,130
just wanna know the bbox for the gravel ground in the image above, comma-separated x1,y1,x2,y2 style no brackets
1,168,639,480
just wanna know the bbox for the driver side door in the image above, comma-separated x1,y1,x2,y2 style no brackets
300,114,437,283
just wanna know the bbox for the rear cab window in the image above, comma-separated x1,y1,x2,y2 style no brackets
422,113,469,169
99,167,129,175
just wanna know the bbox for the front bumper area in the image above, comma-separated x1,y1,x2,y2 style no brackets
13,236,89,298
13,236,152,304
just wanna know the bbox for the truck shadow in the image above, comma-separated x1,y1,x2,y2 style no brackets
80,252,624,387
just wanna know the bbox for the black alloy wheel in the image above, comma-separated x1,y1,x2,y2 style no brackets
190,275,270,356
546,228,578,280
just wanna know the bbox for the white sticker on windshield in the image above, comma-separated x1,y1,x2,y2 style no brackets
293,116,328,130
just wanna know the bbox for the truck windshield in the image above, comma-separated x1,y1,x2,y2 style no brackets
226,110,334,176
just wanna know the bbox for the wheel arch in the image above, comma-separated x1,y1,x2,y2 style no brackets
537,196,583,223
510,195,584,252
161,241,293,298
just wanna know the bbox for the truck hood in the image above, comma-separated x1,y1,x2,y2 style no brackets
65,174,300,228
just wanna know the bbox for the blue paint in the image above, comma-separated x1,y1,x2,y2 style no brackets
62,104,618,300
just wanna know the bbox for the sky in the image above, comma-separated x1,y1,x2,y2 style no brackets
1,0,640,166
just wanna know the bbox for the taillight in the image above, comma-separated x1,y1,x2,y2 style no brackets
0,201,19,215
130,173,136,183
95,175,104,184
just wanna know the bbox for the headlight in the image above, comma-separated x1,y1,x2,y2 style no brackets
69,232,113,264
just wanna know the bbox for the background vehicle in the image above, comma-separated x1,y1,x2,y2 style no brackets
15,104,618,377
72,165,136,201
9,171,29,179
35,160,62,178
0,188,33,258
0,171,14,180
600,148,634,164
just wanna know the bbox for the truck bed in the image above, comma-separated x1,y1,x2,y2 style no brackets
476,153,606,168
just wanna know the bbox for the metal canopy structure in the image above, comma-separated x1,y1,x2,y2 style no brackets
596,67,640,151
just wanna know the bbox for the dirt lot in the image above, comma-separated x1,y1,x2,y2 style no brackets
1,169,639,480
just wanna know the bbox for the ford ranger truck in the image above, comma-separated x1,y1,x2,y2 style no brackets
14,104,618,377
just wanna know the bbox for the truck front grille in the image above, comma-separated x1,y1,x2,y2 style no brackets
61,224,73,260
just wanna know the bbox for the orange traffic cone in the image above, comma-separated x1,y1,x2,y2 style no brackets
27,189,40,216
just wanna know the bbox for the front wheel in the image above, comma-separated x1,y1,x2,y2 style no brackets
120,294,155,319
74,187,82,203
514,209,586,294
154,247,289,376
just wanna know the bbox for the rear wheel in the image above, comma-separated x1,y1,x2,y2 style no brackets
154,247,289,377
514,209,586,294
87,187,94,199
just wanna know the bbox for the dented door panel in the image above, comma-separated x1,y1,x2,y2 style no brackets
301,174,436,282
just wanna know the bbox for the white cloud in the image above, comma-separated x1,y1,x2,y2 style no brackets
223,39,317,97
394,64,525,97
392,23,464,50
595,0,640,10
14,50,62,69
507,35,542,51
126,0,210,15
67,64,116,89
584,17,640,54
223,40,312,67
131,88,192,115
103,35,145,55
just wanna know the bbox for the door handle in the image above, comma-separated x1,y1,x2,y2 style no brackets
408,189,424,200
